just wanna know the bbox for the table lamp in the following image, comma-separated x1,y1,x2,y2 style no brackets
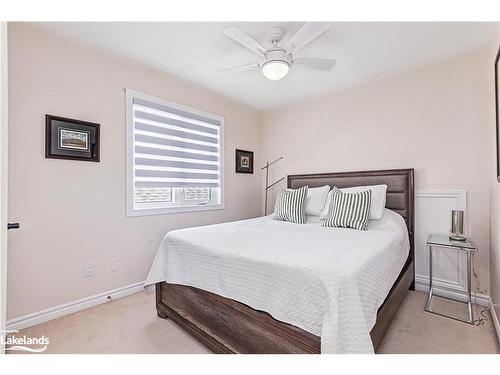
449,210,466,241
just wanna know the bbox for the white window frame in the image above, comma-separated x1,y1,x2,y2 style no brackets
126,89,225,217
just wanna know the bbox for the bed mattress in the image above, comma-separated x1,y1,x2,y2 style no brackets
145,208,409,353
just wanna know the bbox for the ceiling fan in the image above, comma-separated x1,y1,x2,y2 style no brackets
221,22,336,81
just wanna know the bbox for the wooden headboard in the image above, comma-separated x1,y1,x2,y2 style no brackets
287,168,415,264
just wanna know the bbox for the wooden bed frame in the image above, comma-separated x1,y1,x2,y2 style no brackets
155,168,415,353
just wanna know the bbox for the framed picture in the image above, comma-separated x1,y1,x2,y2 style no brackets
45,115,100,162
496,45,500,182
235,149,254,174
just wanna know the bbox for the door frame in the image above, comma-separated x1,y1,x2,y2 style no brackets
0,22,8,354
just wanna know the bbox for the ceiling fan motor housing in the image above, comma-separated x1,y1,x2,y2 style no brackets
262,48,293,68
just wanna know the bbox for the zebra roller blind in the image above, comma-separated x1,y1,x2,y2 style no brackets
127,90,224,215
133,97,222,188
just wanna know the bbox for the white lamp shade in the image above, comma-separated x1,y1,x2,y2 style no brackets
261,61,290,81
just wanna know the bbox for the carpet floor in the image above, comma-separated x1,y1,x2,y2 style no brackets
7,290,500,354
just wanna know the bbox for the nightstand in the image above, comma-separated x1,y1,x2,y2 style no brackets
424,234,478,324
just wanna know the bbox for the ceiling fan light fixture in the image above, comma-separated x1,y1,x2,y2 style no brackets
261,60,290,81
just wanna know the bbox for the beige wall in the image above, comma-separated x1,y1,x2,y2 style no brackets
7,23,262,319
261,49,493,292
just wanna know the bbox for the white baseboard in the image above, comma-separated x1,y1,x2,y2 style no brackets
415,275,490,306
490,300,500,345
6,281,145,331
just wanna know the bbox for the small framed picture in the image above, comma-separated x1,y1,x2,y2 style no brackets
235,149,254,174
45,115,100,162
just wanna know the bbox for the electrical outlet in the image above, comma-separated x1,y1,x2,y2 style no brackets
84,262,95,278
110,258,119,272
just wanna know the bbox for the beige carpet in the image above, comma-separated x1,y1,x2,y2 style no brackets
7,290,499,354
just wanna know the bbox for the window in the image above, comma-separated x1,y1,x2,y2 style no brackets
126,89,224,216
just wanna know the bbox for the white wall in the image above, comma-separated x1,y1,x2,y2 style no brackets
7,23,262,319
489,33,500,323
0,22,8,349
261,48,493,293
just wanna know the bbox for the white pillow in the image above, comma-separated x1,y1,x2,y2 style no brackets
305,185,330,216
319,190,334,219
319,184,388,220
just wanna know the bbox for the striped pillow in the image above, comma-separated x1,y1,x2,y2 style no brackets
322,187,372,230
273,186,308,224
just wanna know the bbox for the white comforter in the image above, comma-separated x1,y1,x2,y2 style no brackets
145,208,409,354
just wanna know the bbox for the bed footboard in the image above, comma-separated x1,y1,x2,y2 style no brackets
155,258,414,354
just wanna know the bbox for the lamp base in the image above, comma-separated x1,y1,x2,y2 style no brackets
449,233,467,241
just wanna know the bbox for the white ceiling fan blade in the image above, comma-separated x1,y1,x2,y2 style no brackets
293,58,336,71
222,27,266,57
284,22,330,53
219,63,260,74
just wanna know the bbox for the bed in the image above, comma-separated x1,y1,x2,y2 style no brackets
145,168,414,353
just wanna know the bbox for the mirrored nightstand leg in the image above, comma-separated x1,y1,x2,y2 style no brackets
425,245,433,311
466,251,473,323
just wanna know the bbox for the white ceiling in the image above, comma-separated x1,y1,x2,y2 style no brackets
38,22,499,110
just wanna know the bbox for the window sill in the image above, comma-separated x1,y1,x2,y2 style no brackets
126,203,225,217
